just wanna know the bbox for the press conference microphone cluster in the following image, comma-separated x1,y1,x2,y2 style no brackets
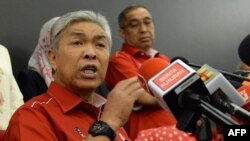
138,58,239,133
171,56,250,106
171,57,250,123
196,64,250,124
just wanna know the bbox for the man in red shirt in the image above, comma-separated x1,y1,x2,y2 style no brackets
3,9,197,141
3,10,145,141
105,5,177,140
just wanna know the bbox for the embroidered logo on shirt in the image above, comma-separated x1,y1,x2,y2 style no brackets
74,127,86,139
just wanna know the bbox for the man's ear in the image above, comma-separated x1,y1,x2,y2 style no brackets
48,48,57,72
118,28,125,40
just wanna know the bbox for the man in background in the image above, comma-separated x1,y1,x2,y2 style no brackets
105,5,176,139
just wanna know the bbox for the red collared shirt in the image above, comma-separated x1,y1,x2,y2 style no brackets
3,82,129,141
105,43,170,90
105,43,176,140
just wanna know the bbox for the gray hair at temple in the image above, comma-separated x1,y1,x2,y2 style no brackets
50,10,112,52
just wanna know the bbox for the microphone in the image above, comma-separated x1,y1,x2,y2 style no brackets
171,56,250,83
138,58,238,132
237,81,250,111
196,64,250,123
175,56,250,123
238,34,250,66
171,57,250,113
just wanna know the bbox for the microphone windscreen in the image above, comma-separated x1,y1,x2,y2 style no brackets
171,56,189,64
238,34,250,66
138,58,169,81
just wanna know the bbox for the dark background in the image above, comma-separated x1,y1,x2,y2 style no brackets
1,0,250,78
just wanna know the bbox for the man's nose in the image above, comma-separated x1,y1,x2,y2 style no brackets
82,45,96,59
139,23,147,32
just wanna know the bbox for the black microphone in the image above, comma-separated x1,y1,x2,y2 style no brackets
171,56,250,85
138,58,238,133
211,92,250,124
238,34,250,66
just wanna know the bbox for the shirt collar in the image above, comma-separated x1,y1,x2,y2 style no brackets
121,43,159,57
47,82,106,113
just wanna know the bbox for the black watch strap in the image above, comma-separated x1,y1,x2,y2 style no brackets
88,120,116,141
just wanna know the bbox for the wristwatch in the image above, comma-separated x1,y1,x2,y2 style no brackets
88,120,116,141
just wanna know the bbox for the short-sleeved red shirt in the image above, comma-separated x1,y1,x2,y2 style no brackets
105,43,177,140
3,82,129,141
105,43,170,90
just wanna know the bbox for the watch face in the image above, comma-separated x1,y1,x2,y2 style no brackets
88,121,116,141
93,123,105,132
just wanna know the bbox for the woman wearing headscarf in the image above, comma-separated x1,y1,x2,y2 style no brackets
17,17,59,102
